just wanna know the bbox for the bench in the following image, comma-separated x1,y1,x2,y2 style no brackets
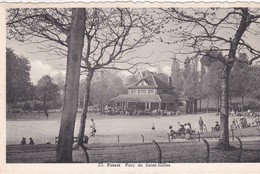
167,131,201,141
55,136,88,144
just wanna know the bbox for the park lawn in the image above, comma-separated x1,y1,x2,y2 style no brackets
6,140,260,163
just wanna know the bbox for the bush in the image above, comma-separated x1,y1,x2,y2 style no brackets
243,100,260,110
22,102,32,111
33,102,44,111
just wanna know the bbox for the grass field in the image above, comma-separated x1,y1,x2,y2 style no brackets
6,112,260,163
6,112,259,145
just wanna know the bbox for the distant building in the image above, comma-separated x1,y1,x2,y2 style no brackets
111,73,181,112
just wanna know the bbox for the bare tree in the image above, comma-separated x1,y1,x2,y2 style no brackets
77,8,160,145
161,8,260,148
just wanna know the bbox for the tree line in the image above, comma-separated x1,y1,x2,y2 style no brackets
7,48,130,112
171,51,260,114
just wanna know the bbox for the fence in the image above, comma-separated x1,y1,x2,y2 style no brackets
71,135,244,163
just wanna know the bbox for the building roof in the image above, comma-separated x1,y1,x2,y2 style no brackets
127,73,172,89
111,94,177,103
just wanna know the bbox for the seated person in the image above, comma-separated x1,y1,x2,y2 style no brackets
177,122,185,135
214,121,220,131
20,137,26,145
28,137,35,145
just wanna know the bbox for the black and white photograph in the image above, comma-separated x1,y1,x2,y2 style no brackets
2,2,260,171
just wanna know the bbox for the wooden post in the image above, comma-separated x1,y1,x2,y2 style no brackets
141,135,144,143
202,138,210,163
117,136,120,143
236,137,242,162
152,140,162,163
231,129,234,141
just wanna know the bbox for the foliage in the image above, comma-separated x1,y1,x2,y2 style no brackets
6,48,33,104
183,57,200,100
35,75,60,110
171,57,183,91
22,102,32,111
200,51,225,99
230,53,260,102
90,70,127,107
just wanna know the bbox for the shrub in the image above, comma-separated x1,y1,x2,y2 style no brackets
22,102,32,111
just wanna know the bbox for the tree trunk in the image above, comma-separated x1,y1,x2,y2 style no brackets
206,96,209,113
192,99,195,114
199,99,201,112
77,70,94,146
219,65,232,148
241,96,244,104
55,9,86,163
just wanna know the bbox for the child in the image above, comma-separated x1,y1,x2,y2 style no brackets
168,126,175,139
203,124,208,133
152,122,155,131
90,119,96,137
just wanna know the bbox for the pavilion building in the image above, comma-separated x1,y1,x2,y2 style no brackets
111,73,180,113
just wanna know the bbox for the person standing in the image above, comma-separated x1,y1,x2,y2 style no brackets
90,119,96,137
184,123,191,140
199,117,204,133
152,122,155,132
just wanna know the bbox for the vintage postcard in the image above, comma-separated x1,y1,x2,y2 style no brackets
1,1,260,173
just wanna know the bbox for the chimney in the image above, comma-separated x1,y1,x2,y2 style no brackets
168,77,172,87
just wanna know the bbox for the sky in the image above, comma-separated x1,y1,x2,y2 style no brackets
6,7,260,85
6,31,176,84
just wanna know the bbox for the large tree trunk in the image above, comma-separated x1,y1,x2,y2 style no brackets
55,9,86,163
77,70,94,146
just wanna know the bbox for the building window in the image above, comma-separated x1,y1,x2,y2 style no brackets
138,89,147,93
148,89,154,93
178,101,184,106
131,89,137,94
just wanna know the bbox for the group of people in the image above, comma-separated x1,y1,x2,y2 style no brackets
230,109,260,129
168,122,196,140
167,117,223,140
20,137,35,145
